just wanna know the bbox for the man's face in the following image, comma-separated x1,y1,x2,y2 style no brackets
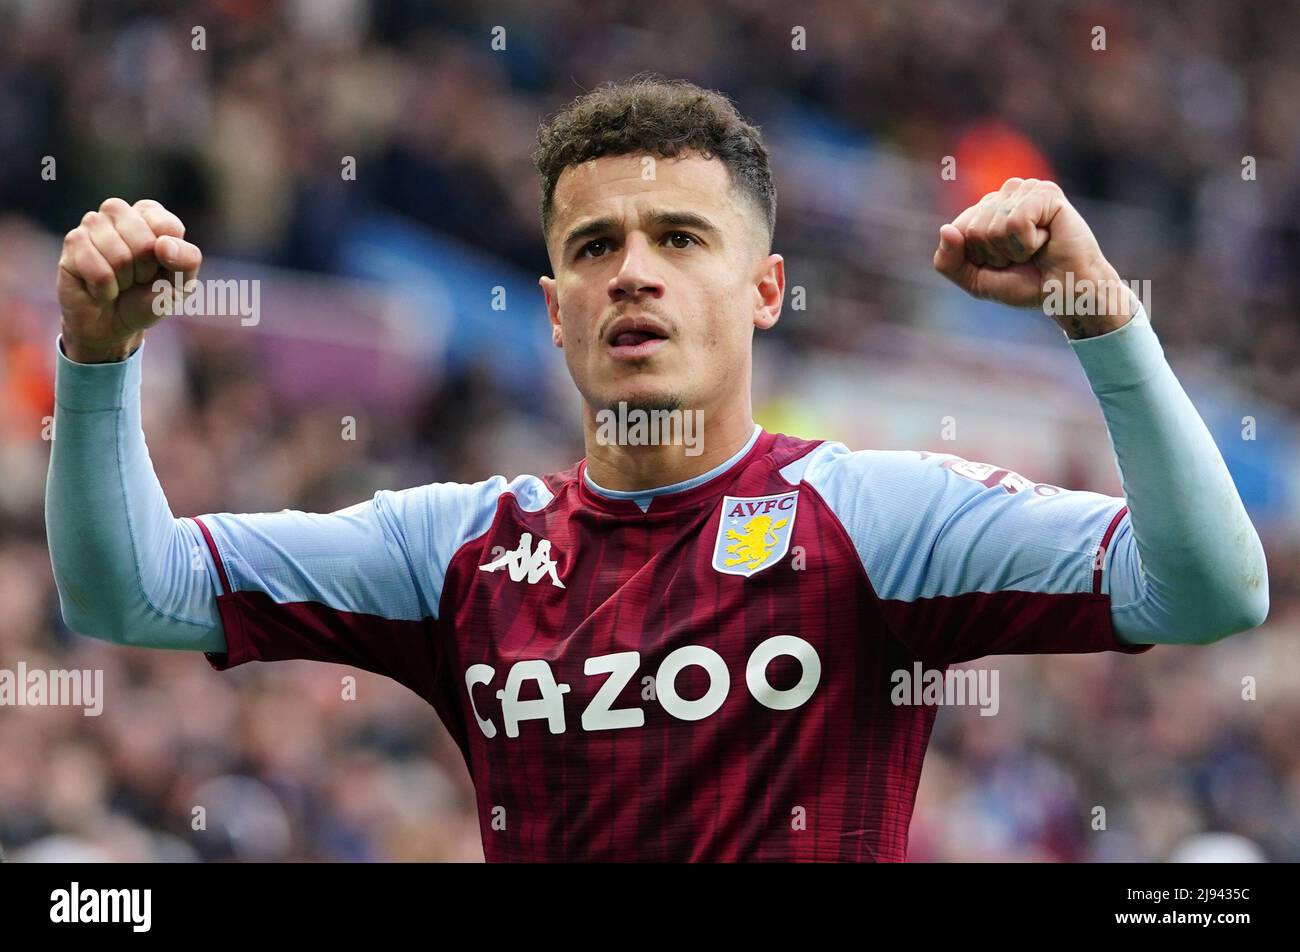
539,152,782,417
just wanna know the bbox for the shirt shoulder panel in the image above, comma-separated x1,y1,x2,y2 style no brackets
378,473,555,617
799,441,1123,602
197,473,552,626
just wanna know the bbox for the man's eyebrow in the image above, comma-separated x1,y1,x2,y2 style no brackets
561,210,721,252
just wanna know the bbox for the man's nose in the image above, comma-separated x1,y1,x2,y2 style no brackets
608,233,665,301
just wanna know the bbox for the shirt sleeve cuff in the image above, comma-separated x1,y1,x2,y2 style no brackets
54,334,145,412
1067,303,1166,395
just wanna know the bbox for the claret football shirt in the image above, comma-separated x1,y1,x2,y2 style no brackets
192,423,1146,861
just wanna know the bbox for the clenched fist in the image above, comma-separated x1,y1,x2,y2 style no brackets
57,198,202,363
932,177,1135,339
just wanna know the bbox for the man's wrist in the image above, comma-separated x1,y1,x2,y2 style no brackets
60,331,144,364
1047,263,1137,340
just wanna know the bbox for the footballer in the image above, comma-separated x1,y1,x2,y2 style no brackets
46,77,1268,861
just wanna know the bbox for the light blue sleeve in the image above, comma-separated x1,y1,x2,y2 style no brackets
1069,304,1268,644
802,304,1268,653
45,337,226,651
43,335,546,659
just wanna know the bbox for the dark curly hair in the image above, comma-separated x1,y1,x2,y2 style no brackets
534,74,776,252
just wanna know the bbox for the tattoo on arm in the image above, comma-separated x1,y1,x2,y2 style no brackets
1068,317,1097,339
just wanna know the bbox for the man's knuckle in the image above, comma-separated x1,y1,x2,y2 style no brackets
150,211,185,235
87,259,113,283
119,224,150,249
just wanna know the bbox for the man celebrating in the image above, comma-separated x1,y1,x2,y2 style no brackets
46,77,1267,861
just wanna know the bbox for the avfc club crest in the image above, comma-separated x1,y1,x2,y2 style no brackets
712,491,799,578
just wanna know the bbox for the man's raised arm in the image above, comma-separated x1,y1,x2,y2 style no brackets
42,198,500,693
46,197,226,649
926,177,1268,647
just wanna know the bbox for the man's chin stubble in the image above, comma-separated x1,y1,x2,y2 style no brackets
601,393,684,414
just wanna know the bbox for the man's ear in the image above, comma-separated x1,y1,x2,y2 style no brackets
539,275,562,348
753,253,784,331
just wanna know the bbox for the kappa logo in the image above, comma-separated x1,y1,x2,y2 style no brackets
712,491,799,577
479,532,566,589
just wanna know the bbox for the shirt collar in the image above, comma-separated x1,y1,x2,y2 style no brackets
582,423,762,513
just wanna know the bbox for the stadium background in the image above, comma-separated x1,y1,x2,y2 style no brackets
1,0,1298,861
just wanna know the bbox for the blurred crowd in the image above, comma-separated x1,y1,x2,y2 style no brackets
1,0,1298,861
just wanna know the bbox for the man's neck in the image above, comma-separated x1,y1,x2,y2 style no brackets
582,400,756,492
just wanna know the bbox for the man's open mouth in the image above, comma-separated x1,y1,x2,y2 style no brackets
605,316,670,359
611,329,663,346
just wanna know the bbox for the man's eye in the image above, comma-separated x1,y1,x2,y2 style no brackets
578,233,696,258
